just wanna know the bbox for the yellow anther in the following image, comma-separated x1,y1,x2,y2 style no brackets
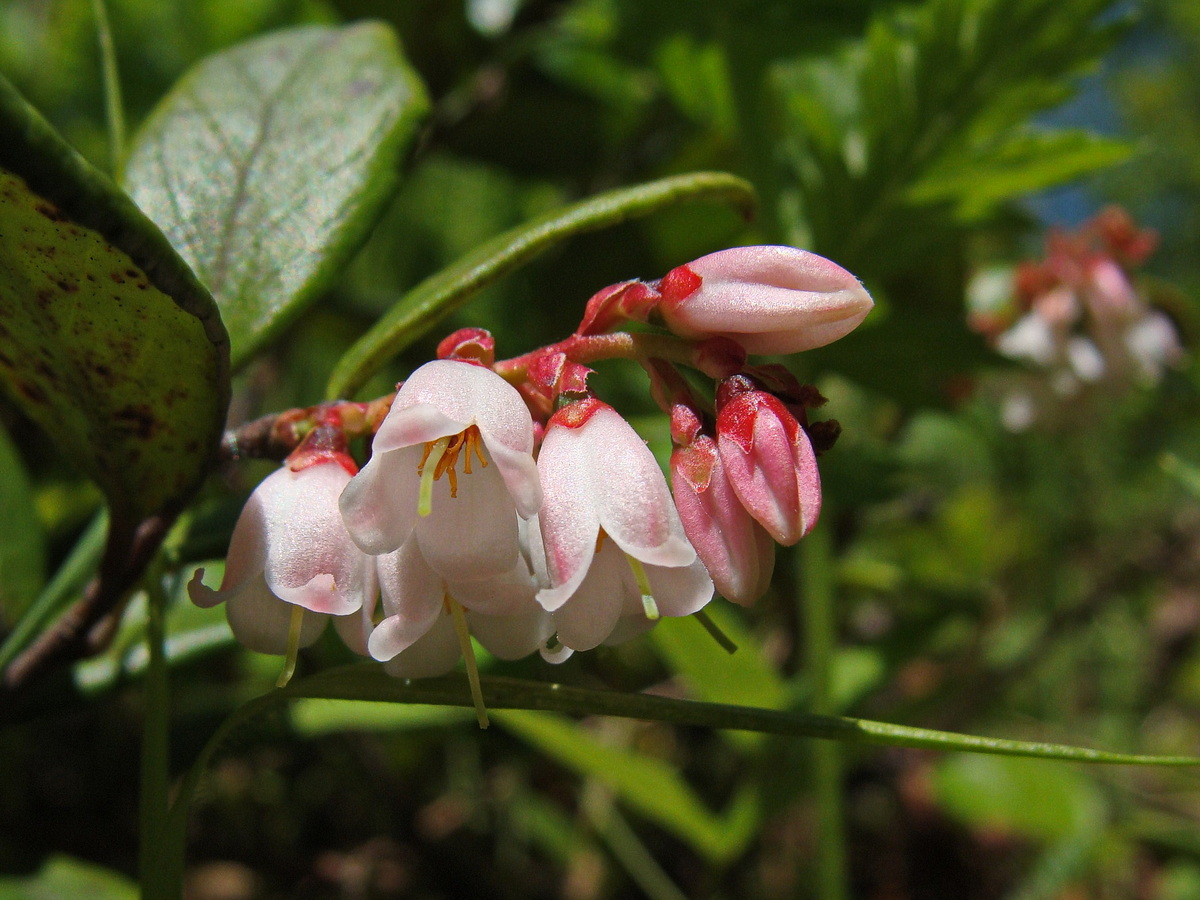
416,427,485,511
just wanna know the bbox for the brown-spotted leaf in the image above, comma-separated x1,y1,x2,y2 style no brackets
0,75,230,527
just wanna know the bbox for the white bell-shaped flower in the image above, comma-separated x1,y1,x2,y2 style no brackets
340,359,541,581
534,399,713,652
189,457,373,655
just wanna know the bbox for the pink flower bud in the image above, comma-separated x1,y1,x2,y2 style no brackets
716,379,821,545
436,327,495,366
577,280,662,335
672,434,775,605
657,245,873,354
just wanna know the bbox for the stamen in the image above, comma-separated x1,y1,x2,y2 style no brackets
418,437,451,516
446,595,489,729
276,605,306,687
418,427,484,508
470,430,488,470
624,555,659,620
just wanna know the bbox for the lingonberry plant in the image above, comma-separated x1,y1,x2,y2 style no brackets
191,244,871,726
2,3,1199,898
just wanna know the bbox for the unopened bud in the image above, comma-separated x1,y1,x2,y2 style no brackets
657,245,873,354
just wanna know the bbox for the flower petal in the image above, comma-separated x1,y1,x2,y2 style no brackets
415,452,522,580
449,555,538,616
469,606,553,660
339,445,423,555
369,539,446,661
382,610,461,678
381,359,535,457
645,557,714,618
225,573,327,655
551,541,629,651
256,462,370,616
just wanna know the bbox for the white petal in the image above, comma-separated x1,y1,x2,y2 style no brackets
339,446,423,555
551,542,630,651
574,407,695,567
1066,336,1105,382
448,555,538,616
225,574,327,655
332,563,379,657
333,609,371,657
533,423,603,611
469,607,553,660
257,463,370,616
369,540,446,661
371,402,471,454
415,451,522,580
996,313,1058,366
381,611,461,678
478,430,542,518
645,557,714,618
215,483,272,593
384,360,535,457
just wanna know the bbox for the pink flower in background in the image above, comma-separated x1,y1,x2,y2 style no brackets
715,376,822,546
973,207,1185,424
657,245,873,354
188,455,373,655
534,399,713,651
339,359,541,580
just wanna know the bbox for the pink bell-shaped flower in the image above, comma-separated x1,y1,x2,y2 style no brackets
534,399,713,651
339,359,541,581
656,245,873,355
715,376,822,546
188,454,373,655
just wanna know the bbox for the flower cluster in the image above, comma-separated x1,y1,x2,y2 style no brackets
191,245,872,704
968,207,1184,430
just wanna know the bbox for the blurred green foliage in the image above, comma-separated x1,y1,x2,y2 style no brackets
2,0,1200,898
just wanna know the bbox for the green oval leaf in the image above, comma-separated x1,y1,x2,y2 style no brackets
0,76,230,526
0,423,45,627
124,22,430,368
325,171,758,399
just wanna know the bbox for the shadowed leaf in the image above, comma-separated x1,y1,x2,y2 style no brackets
0,75,229,528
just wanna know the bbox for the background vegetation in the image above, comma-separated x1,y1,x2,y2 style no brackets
2,0,1200,897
